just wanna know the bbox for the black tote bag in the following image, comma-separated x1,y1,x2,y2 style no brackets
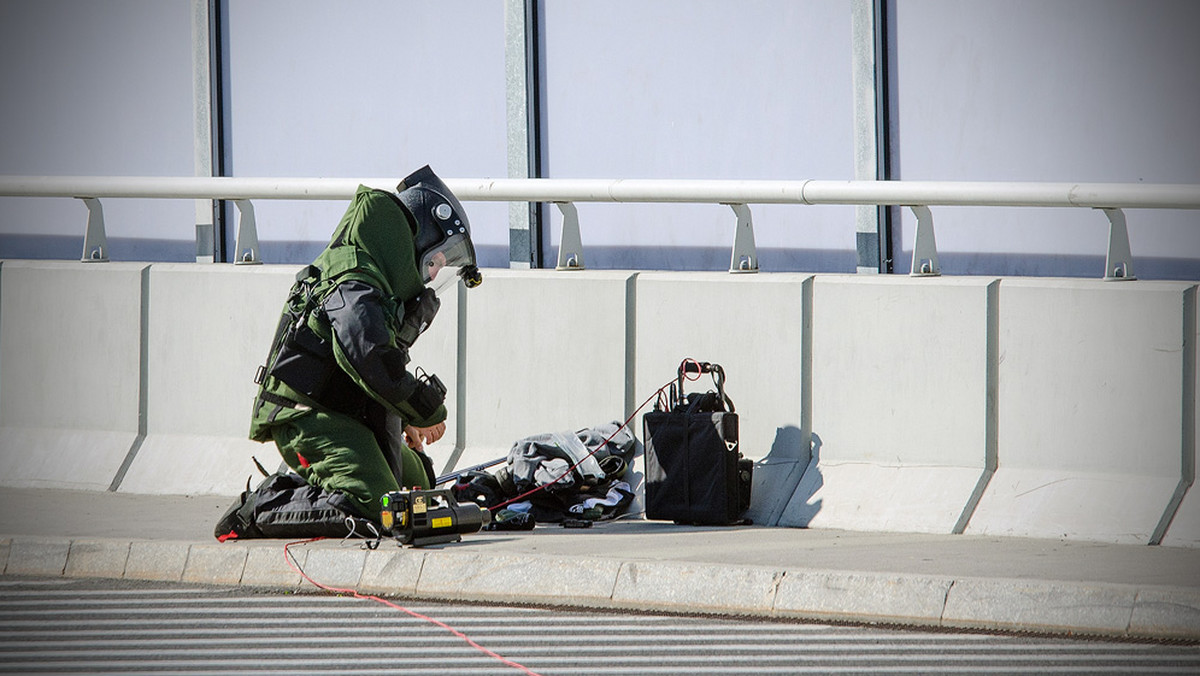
643,360,751,525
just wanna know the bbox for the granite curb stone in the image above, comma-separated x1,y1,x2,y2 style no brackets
302,546,368,589
126,541,190,582
1129,588,1200,639
241,542,307,589
773,570,953,624
5,538,69,577
611,560,782,615
941,578,1139,635
358,548,425,595
1,533,1197,641
64,539,130,579
416,551,624,606
182,542,247,585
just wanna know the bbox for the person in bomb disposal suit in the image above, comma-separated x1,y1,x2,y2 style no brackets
216,166,483,540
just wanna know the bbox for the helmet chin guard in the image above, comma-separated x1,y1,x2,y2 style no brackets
396,166,482,288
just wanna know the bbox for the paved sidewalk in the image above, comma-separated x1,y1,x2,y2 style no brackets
1,487,1197,640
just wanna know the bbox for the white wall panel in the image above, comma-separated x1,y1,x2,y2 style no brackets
224,1,510,265
0,261,146,489
967,279,1193,544
0,0,195,256
894,0,1200,279
779,275,995,533
541,0,858,271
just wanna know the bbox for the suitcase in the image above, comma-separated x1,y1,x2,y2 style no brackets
643,360,752,525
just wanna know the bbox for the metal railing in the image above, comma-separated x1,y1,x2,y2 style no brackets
3,176,1199,280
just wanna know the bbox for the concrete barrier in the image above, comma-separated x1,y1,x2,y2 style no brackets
1,259,1197,546
965,279,1194,545
456,269,636,471
633,272,812,526
115,264,300,495
114,263,465,494
0,260,146,490
778,276,997,534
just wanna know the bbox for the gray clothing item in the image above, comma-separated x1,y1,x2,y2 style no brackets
507,421,636,494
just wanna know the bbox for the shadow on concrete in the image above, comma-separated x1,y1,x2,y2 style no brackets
774,432,823,528
745,426,820,527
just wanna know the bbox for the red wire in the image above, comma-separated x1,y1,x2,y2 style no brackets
488,365,705,512
283,538,544,676
275,362,710,676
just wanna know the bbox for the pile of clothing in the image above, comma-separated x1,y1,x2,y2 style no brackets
452,421,638,529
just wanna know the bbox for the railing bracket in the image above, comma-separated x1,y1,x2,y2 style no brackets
1100,208,1136,281
727,203,758,273
555,202,585,270
79,197,109,263
909,205,940,276
233,199,262,265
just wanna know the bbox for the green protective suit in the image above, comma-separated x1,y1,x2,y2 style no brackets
249,186,447,518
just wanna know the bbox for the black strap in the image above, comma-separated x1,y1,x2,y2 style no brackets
259,390,301,410
259,379,370,422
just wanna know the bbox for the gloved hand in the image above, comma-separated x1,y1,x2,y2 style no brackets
404,422,445,451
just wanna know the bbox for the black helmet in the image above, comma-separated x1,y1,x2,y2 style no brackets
396,165,482,288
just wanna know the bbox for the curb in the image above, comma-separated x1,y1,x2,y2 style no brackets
2,535,1197,641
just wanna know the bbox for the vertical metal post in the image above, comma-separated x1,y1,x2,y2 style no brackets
851,0,894,273
851,0,878,274
874,0,896,273
505,0,544,268
192,0,215,262
211,0,231,261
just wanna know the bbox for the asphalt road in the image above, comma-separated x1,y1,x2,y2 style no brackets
1,576,1197,675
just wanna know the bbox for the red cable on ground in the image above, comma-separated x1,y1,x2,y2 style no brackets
283,538,544,676
277,361,709,676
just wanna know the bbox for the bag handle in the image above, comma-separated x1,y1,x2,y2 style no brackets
676,359,734,412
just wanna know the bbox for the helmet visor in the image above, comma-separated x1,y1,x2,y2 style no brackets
427,265,462,296
427,264,484,296
420,234,476,283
